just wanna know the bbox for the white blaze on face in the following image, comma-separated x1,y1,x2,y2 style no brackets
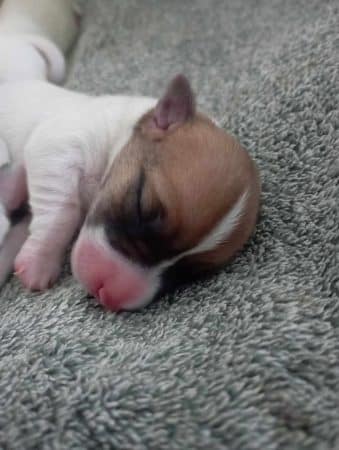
183,190,249,257
155,189,249,272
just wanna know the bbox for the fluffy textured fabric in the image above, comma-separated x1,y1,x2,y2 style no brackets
0,0,338,448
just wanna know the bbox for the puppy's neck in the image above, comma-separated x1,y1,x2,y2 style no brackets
98,95,156,163
79,96,156,207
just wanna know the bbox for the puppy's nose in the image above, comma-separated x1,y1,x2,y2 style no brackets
71,232,157,311
94,275,148,312
93,262,150,312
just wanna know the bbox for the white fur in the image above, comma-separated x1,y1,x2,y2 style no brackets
0,35,65,83
0,0,80,83
0,0,79,53
0,82,156,167
0,81,156,288
184,190,249,256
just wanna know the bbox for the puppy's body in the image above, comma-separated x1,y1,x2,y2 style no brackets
0,77,260,311
0,81,155,191
0,81,156,288
0,0,80,83
0,34,66,84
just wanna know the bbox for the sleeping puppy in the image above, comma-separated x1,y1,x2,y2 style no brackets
0,0,80,83
0,75,260,311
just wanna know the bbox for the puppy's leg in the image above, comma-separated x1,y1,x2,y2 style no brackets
0,139,12,246
0,163,26,249
0,216,30,288
14,125,83,291
0,203,10,245
0,138,10,167
0,164,27,212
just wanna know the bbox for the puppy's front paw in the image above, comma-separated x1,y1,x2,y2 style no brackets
14,246,61,291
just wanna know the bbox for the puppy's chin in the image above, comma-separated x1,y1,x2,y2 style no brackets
71,227,162,312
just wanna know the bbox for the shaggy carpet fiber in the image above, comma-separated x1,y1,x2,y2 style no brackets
0,0,338,448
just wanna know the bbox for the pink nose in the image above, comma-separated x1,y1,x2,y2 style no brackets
71,234,152,311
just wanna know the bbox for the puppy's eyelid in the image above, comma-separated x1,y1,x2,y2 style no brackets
135,170,146,224
141,206,165,232
135,170,166,232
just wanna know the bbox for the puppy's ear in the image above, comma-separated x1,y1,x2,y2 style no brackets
27,36,66,84
153,74,196,130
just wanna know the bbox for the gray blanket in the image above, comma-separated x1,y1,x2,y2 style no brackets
0,1,338,449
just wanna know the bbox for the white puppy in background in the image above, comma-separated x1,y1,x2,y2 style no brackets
0,0,81,83
0,0,82,268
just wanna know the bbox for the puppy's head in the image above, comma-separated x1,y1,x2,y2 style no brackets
71,75,260,311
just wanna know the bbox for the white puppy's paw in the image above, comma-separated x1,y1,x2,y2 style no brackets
14,244,61,291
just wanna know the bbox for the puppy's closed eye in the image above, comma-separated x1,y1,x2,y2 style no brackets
103,172,176,266
110,170,166,239
133,170,166,237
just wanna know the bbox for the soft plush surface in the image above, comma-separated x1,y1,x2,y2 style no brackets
1,0,338,448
